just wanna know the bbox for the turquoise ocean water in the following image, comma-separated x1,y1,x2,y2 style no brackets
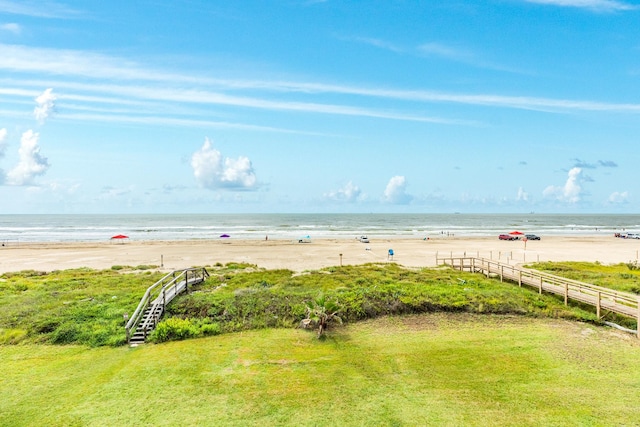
1,213,639,243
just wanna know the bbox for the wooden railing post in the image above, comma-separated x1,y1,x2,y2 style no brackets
637,298,640,339
539,276,542,294
597,292,601,318
564,282,568,305
518,270,522,287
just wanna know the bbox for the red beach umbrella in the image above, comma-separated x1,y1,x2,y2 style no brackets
110,234,129,244
509,231,524,235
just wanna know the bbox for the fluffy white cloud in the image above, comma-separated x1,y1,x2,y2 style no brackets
324,181,362,202
383,175,412,204
34,88,56,123
191,138,257,190
543,167,583,203
608,191,629,203
516,187,529,201
6,130,50,186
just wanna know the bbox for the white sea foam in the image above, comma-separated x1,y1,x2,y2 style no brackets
0,214,638,243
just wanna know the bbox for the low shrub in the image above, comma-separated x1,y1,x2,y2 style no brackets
150,317,199,342
0,328,28,344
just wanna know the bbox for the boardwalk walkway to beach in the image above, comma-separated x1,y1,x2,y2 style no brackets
438,256,640,338
125,267,209,345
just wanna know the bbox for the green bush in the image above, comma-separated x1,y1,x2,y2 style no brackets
0,328,27,344
199,320,222,336
151,317,199,342
50,322,83,344
134,265,158,271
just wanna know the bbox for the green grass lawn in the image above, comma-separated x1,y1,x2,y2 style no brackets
1,313,639,426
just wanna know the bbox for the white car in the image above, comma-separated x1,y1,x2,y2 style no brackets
359,235,370,243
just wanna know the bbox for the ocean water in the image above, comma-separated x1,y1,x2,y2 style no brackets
1,213,639,243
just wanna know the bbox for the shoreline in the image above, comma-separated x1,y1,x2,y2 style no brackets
2,235,640,274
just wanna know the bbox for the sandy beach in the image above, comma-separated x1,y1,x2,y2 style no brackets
2,235,640,274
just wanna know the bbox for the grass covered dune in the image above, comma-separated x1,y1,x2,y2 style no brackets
2,314,640,426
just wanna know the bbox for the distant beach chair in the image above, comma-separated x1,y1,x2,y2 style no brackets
388,249,394,260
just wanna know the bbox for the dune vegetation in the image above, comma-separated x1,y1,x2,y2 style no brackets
2,262,640,425
0,262,608,346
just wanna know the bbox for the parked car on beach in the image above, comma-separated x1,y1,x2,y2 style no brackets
525,234,541,240
499,234,516,240
359,235,370,243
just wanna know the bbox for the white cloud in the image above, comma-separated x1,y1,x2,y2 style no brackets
34,88,56,123
0,128,6,183
99,185,133,199
6,129,49,186
542,167,583,203
418,42,471,61
3,44,640,122
348,36,404,53
524,0,637,12
191,138,257,190
383,175,412,204
324,181,362,202
516,187,529,201
608,191,629,203
0,0,82,18
0,127,7,156
0,23,21,34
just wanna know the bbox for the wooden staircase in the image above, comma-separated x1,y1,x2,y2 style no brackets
128,303,164,345
126,267,209,345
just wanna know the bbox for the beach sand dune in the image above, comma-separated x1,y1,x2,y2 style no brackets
1,236,639,274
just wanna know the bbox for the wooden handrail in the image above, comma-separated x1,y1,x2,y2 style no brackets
437,256,640,338
126,267,209,342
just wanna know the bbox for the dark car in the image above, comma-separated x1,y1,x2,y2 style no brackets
525,234,541,240
499,234,516,240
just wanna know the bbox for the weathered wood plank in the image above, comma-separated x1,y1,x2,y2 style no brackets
437,257,639,333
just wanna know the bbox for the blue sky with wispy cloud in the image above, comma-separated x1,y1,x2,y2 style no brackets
1,0,639,213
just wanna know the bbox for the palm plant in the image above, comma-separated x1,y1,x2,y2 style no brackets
301,294,343,338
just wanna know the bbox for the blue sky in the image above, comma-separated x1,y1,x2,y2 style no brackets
1,0,639,214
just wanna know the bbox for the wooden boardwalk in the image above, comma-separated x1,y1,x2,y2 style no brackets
125,267,209,345
437,256,640,337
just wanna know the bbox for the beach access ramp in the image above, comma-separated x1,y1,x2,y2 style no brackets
437,256,640,338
